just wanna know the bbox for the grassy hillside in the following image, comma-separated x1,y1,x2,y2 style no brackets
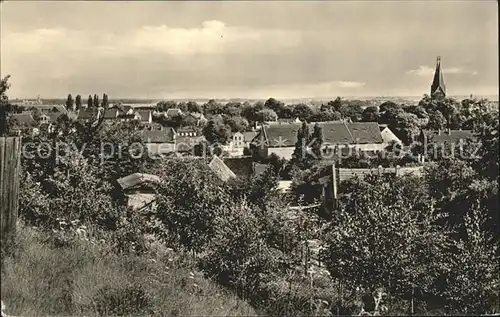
0,224,257,317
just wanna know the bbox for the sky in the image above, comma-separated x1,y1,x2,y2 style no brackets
1,1,498,100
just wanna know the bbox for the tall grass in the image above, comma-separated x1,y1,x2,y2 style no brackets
0,224,257,316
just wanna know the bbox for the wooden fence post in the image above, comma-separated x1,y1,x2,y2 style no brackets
331,162,338,210
0,137,22,243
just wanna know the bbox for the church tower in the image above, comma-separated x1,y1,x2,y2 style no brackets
430,56,446,100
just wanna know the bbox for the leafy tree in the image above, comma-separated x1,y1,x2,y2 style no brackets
93,94,99,108
340,102,363,121
0,75,12,135
427,110,447,130
75,94,82,110
321,174,451,314
156,100,178,111
66,94,74,110
264,97,286,117
187,101,202,113
404,105,428,119
87,95,93,108
322,97,342,113
379,101,401,112
291,122,315,170
292,104,314,121
202,120,231,145
153,159,231,252
310,123,323,159
102,93,109,108
361,106,379,122
222,101,242,117
224,116,249,132
256,109,278,122
203,99,224,116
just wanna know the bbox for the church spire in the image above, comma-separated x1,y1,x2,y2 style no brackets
430,56,446,100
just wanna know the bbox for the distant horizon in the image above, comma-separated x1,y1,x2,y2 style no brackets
10,94,500,103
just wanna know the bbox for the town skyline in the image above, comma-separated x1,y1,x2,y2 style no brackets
1,1,498,99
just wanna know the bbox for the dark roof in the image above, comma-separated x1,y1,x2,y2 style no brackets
422,129,474,143
10,112,36,126
78,109,98,120
30,105,68,114
136,110,151,121
242,131,258,142
259,121,383,147
47,112,64,122
222,156,254,177
208,155,236,181
348,122,384,144
103,108,119,119
253,163,269,177
117,173,161,190
139,128,175,143
175,135,206,151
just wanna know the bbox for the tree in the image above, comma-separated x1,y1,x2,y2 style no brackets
427,110,447,130
292,104,314,121
93,94,99,108
323,97,343,113
321,174,452,314
361,106,379,122
65,94,74,110
202,120,231,145
0,75,12,135
187,101,202,113
341,102,364,121
379,101,401,112
291,122,315,170
308,110,341,122
87,95,93,108
203,99,224,116
264,98,286,117
222,102,242,117
75,95,82,110
310,123,323,159
256,109,278,122
102,93,109,108
224,116,249,132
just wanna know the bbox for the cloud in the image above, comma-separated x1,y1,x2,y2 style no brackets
2,21,302,58
335,81,365,88
406,65,478,76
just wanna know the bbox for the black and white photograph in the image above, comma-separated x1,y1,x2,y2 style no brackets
0,1,498,316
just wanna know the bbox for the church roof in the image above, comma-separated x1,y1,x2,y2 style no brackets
431,56,446,98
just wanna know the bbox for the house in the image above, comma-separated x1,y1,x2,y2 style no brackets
252,121,385,160
138,128,176,155
9,112,37,135
222,156,255,178
102,108,121,120
418,129,474,145
136,110,152,124
174,127,206,153
183,112,207,126
231,131,258,148
165,108,183,119
78,109,101,122
117,173,161,211
30,105,68,114
379,124,402,145
266,118,301,125
208,155,237,182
